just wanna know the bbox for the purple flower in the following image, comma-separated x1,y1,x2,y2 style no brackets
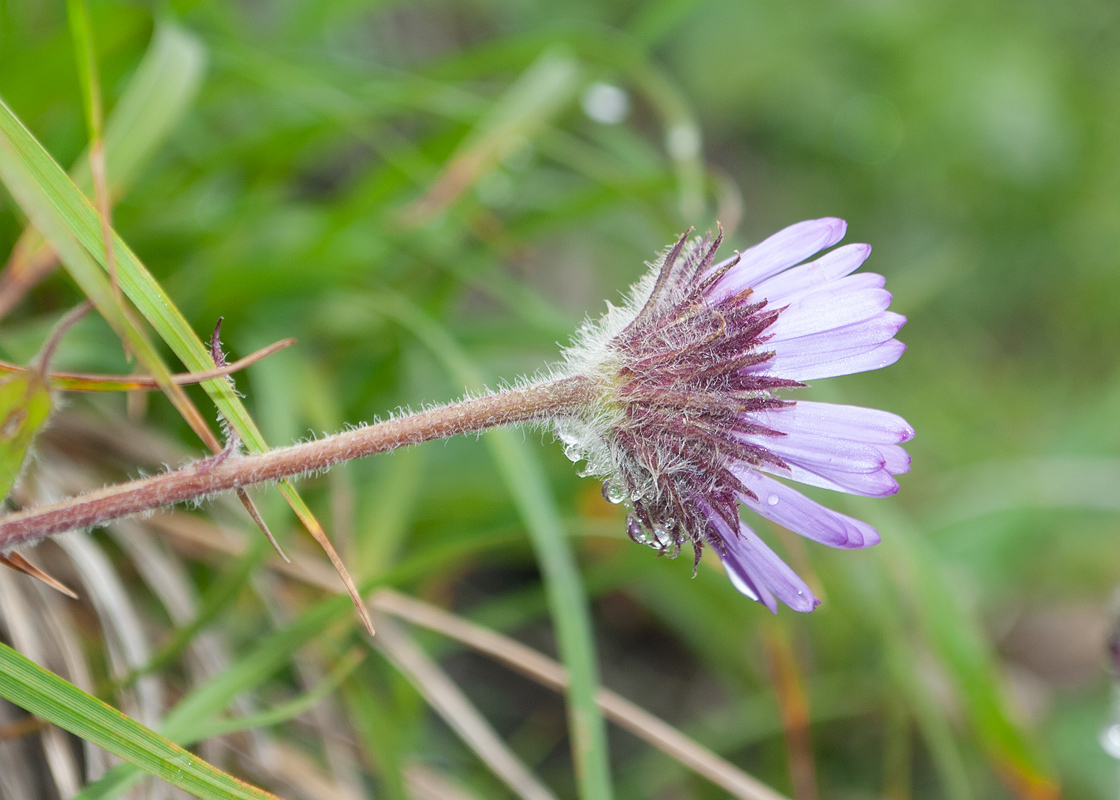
555,218,912,612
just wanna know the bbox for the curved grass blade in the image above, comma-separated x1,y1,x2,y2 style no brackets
400,47,581,225
70,532,501,800
0,643,282,800
0,21,206,318
0,338,295,392
365,293,613,800
0,97,372,633
862,502,1060,800
0,369,50,499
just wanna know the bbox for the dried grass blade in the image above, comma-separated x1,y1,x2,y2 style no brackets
372,589,792,800
0,552,78,599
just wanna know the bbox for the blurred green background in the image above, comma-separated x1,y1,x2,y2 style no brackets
1,0,1119,798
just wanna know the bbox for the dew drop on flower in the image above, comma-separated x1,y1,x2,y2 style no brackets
626,515,653,546
563,442,582,462
767,494,780,506
601,480,627,504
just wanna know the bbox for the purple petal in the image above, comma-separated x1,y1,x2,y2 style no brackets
733,468,881,548
758,339,907,381
707,512,819,612
708,218,847,301
768,312,907,359
759,460,901,497
751,243,872,306
746,429,888,474
742,401,912,495
766,285,893,341
752,400,915,445
880,444,911,475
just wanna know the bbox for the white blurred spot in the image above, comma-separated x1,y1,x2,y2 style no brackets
666,123,701,160
1102,723,1120,759
581,82,630,125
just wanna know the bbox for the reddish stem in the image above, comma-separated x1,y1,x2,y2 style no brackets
0,377,593,551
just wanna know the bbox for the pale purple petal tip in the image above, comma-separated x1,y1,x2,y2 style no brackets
733,468,881,549
710,218,849,300
763,338,907,381
753,401,915,446
751,243,873,306
704,507,818,612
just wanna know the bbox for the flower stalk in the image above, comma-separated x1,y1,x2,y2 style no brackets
0,376,594,551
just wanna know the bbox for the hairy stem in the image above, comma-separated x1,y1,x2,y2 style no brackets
0,376,593,551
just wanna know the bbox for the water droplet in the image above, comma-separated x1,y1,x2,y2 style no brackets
1101,723,1120,759
563,442,582,462
601,481,627,504
627,516,653,546
767,494,779,506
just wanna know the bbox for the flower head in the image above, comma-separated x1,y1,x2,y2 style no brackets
554,218,913,612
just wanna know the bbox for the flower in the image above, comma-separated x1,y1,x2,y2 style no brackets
554,218,912,612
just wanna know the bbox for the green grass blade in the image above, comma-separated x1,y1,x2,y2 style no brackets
0,109,224,450
81,21,206,195
0,371,51,499
864,502,1060,798
72,533,519,800
0,643,281,800
66,0,105,143
74,591,355,800
0,93,372,631
177,648,365,743
366,293,614,800
403,47,582,223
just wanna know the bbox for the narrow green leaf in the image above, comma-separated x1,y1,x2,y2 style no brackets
0,21,206,318
66,0,105,142
85,21,206,195
366,293,614,800
0,89,373,632
0,109,219,447
0,643,281,800
72,536,515,800
0,371,51,499
178,648,365,744
403,47,582,222
864,502,1060,799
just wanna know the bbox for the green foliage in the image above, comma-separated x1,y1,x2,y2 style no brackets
0,369,51,497
0,0,1117,798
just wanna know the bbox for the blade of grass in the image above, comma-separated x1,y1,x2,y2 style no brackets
872,506,1061,800
0,337,295,392
0,106,237,472
66,0,120,308
373,615,559,800
72,590,356,800
71,526,522,800
365,293,613,800
400,47,582,225
0,643,282,800
373,588,793,800
0,97,371,633
177,648,366,744
0,21,206,318
123,539,270,685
